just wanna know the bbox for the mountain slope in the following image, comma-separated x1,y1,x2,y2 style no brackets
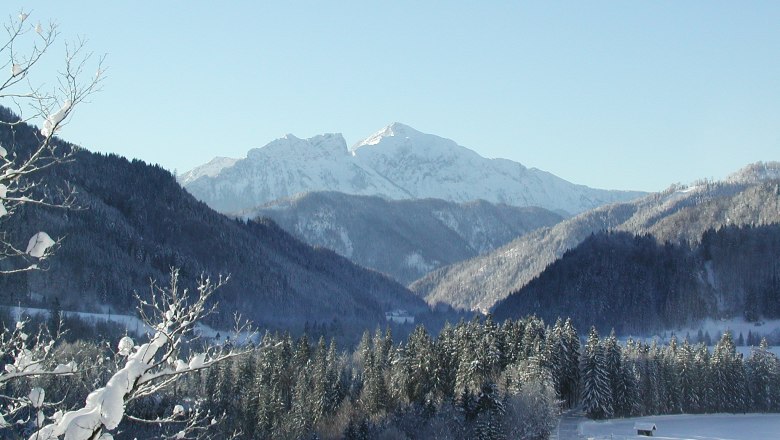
0,107,428,336
245,192,563,284
492,225,780,334
411,168,780,312
183,123,644,215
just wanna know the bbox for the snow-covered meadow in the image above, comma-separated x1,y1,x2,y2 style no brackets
580,413,780,440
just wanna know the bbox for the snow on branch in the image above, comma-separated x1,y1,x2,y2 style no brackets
28,268,254,440
0,319,76,429
0,9,104,274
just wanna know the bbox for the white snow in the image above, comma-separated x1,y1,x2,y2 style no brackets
0,145,6,157
184,123,643,215
117,336,134,356
633,317,780,350
404,251,437,274
5,305,152,336
40,100,72,138
28,387,45,408
188,353,206,370
579,413,780,440
176,156,239,186
292,207,354,258
29,329,173,439
26,232,55,258
11,64,23,77
726,161,780,184
52,361,76,374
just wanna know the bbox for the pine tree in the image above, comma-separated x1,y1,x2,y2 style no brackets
677,339,699,413
693,343,712,413
560,318,581,408
236,352,259,435
711,331,746,412
604,330,633,417
473,381,506,440
399,325,434,406
745,338,779,412
48,296,63,337
580,327,613,419
432,322,458,400
545,319,565,401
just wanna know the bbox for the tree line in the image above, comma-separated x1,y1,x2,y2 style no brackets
5,313,772,439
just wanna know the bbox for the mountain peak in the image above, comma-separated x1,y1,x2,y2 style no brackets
248,132,348,160
177,156,239,185
352,122,422,150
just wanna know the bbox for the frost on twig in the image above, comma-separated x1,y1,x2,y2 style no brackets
0,319,76,430
28,268,254,440
0,9,105,274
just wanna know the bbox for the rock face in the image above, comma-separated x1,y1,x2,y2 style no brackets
182,123,645,215
246,192,563,284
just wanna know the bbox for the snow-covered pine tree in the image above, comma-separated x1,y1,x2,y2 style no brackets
693,342,712,413
711,331,747,412
580,326,613,419
604,329,634,417
544,319,565,401
560,318,581,408
432,322,459,400
662,336,682,413
677,339,700,413
745,338,778,412
473,380,506,440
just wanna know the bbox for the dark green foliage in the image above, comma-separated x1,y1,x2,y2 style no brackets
3,312,779,439
494,224,780,334
414,174,780,313
580,327,612,419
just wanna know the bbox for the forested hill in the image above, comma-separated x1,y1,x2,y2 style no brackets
0,107,428,336
492,224,780,334
412,174,780,312
245,192,563,284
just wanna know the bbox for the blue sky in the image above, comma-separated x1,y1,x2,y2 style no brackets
13,1,780,191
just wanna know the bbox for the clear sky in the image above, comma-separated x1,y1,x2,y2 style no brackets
12,1,780,192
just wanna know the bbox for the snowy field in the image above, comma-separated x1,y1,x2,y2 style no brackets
618,317,780,357
1,305,238,341
642,317,780,344
579,413,780,440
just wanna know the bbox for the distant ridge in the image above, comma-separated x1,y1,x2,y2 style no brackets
244,192,563,284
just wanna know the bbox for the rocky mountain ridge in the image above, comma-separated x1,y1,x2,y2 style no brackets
182,123,645,215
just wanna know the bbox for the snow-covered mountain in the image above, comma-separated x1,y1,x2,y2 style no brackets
244,192,563,284
182,123,645,215
178,156,239,186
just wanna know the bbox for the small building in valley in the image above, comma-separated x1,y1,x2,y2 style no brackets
634,422,657,436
